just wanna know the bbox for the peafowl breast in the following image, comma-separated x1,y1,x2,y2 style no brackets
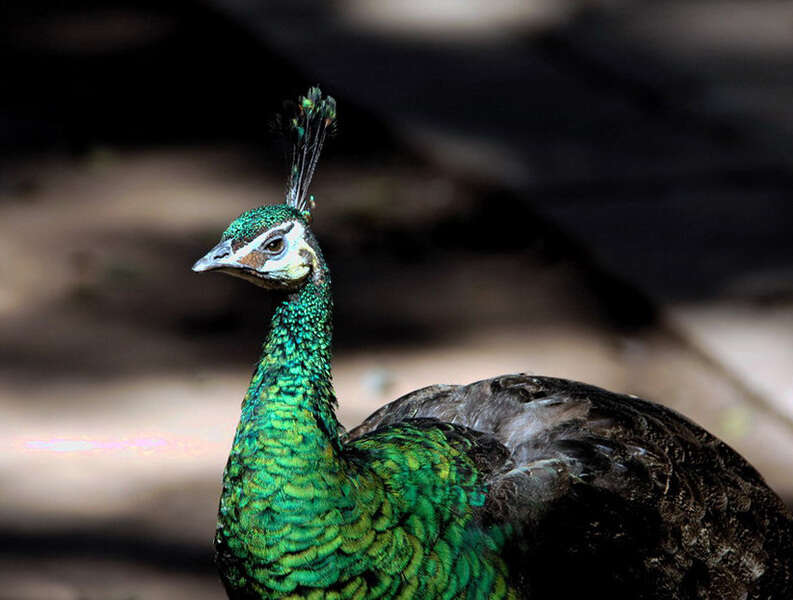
192,88,793,600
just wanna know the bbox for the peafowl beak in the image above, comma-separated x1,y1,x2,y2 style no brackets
192,239,235,273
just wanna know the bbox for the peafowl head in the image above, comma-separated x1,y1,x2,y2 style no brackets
192,204,326,290
192,87,335,291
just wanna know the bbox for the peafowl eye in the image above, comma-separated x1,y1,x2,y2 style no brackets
193,87,793,600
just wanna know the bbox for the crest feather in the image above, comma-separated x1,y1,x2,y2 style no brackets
283,86,337,216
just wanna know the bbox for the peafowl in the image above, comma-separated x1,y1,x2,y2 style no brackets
192,88,793,600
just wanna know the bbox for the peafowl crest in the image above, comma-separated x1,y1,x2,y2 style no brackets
193,88,793,600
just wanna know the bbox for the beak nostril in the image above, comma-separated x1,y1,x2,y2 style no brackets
192,239,234,273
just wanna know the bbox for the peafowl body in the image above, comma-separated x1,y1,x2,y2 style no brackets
193,88,793,600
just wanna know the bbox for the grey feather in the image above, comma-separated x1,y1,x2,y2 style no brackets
347,373,793,599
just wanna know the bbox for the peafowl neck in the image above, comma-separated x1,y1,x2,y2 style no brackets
218,260,519,599
238,276,340,459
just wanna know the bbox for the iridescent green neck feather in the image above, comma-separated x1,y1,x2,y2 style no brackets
214,250,516,597
241,275,339,451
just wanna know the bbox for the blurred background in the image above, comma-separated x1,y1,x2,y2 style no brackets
1,1,793,597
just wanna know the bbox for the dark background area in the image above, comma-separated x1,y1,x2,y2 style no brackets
1,1,792,598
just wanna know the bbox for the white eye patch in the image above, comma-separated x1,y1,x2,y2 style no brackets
230,221,315,283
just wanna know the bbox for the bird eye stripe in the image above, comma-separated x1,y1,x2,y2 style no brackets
261,222,294,240
231,220,304,259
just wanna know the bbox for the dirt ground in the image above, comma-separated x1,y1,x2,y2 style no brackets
1,147,792,598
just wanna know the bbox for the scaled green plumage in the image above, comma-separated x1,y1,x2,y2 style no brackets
213,239,514,599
